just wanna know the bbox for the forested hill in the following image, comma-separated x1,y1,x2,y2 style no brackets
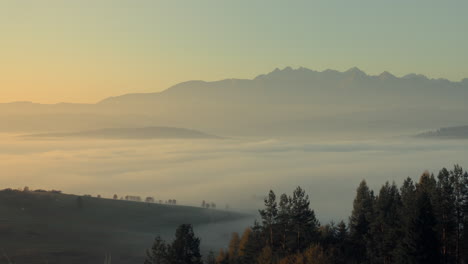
416,125,468,139
207,165,468,264
0,189,250,264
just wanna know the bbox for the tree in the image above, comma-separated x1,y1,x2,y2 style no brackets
202,200,206,208
113,194,118,200
290,186,319,252
238,228,252,262
334,220,349,264
216,249,228,264
450,165,467,264
239,222,264,264
349,180,374,263
169,224,202,264
436,168,457,264
303,244,331,264
228,232,240,264
399,186,440,264
256,246,273,264
461,169,468,264
259,190,278,247
277,193,292,255
367,182,402,264
145,236,169,264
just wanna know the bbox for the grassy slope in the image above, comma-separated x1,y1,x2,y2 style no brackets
0,190,249,264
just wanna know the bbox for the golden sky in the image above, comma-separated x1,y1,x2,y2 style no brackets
1,0,467,103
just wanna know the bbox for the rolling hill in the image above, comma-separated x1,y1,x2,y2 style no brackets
0,189,251,264
22,127,219,140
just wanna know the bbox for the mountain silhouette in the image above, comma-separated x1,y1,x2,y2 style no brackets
2,67,467,138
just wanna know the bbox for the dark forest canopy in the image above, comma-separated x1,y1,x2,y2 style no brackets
148,165,468,264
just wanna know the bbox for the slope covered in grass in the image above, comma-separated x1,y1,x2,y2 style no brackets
0,189,251,264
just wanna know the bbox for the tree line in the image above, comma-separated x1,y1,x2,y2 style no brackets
145,165,468,264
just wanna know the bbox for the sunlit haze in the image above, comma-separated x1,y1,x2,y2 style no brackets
1,0,467,103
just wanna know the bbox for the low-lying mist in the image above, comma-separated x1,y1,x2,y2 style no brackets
1,134,467,222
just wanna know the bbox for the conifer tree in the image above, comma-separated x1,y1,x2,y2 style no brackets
400,186,440,264
238,228,252,264
259,190,278,247
349,180,374,263
228,232,240,264
450,165,467,264
334,221,349,264
145,236,169,264
169,224,202,264
367,182,402,264
290,186,319,252
277,193,292,255
436,167,457,263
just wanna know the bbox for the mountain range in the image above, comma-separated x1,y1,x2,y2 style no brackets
2,67,467,138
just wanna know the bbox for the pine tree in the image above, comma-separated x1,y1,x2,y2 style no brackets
400,186,440,264
277,193,292,255
290,186,319,252
367,182,402,264
169,224,202,264
145,236,169,264
334,221,349,264
349,180,374,263
395,177,417,264
436,167,457,264
259,190,278,248
461,170,468,264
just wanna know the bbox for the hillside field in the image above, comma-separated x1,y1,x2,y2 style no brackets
0,190,251,264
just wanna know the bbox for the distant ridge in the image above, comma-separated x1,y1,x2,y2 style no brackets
23,127,220,140
416,125,468,139
2,66,468,137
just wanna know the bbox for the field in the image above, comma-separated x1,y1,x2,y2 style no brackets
0,190,251,264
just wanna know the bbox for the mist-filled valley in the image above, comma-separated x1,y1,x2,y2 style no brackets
2,133,467,222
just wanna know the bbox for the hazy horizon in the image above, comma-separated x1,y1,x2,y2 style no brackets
2,0,468,104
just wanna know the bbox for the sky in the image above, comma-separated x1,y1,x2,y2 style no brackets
1,0,467,103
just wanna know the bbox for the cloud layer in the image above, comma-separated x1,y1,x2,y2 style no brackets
1,134,467,221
